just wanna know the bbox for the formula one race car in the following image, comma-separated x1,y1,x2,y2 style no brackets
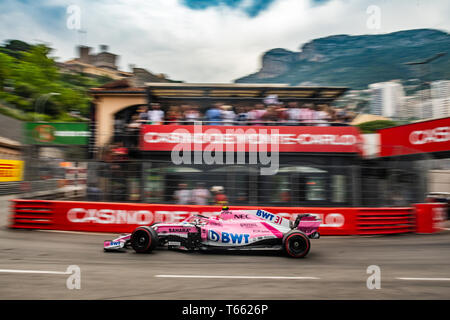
104,207,321,258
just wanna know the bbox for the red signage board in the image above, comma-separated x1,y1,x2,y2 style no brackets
378,117,450,157
14,199,443,235
11,200,359,235
140,125,363,153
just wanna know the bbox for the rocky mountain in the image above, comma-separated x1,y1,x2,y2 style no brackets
234,29,450,89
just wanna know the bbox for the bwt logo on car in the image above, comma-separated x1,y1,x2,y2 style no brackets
256,209,275,221
209,230,250,244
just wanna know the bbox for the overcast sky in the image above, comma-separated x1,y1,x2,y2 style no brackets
0,0,449,82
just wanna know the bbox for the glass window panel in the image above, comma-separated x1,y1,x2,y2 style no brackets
306,176,327,201
332,174,346,203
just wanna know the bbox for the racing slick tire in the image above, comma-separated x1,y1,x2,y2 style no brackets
131,226,158,253
282,230,311,258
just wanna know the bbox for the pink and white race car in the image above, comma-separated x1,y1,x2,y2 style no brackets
104,207,321,258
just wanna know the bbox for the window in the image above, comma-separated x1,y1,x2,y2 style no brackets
143,167,164,203
332,175,346,203
306,176,327,201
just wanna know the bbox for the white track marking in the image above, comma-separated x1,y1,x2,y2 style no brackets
396,277,450,281
0,269,68,275
155,275,319,280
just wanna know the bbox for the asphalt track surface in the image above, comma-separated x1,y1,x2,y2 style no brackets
0,196,449,300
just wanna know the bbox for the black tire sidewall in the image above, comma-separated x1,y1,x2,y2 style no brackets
131,227,157,253
282,231,310,258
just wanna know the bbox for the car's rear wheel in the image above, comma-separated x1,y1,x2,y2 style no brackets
131,226,158,253
282,230,310,258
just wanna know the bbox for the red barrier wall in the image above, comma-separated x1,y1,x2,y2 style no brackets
11,199,440,235
414,203,447,233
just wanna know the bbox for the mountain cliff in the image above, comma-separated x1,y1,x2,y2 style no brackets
234,29,450,89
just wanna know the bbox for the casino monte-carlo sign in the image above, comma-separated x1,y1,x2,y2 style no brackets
24,122,90,145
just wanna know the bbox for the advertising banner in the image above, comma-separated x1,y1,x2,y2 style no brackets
140,125,363,153
10,200,388,235
378,117,450,157
24,122,90,145
0,160,24,182
13,200,439,235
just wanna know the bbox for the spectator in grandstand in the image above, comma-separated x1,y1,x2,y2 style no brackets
211,186,228,205
178,104,190,125
166,106,182,125
335,108,347,123
183,105,201,125
327,106,335,121
299,104,316,124
205,103,223,125
137,106,149,124
315,104,330,126
173,183,192,205
262,105,279,125
248,103,266,126
221,105,236,125
126,114,141,147
264,94,280,105
191,182,211,205
235,106,249,125
274,103,288,124
286,101,301,125
147,103,164,125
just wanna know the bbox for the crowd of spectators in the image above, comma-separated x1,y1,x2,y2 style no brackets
174,183,228,206
113,99,355,148
123,100,354,128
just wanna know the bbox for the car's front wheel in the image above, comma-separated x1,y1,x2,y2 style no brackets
282,230,310,258
131,226,158,253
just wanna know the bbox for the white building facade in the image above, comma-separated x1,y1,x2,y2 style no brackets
369,81,405,118
431,80,450,119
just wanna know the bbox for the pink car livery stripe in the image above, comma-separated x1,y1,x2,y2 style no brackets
261,222,284,238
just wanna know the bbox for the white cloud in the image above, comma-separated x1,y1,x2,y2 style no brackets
0,0,449,83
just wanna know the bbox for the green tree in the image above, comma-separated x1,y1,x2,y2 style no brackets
356,120,398,134
0,40,105,121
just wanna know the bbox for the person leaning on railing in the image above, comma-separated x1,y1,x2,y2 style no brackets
147,103,164,125
205,103,223,125
165,106,182,125
221,105,236,126
183,105,201,125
